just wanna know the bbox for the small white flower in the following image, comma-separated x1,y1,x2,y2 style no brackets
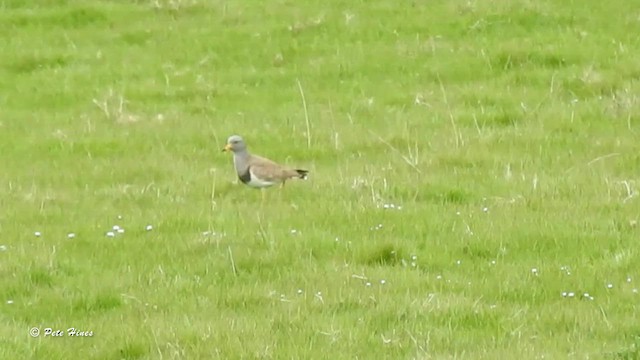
456,260,461,265
633,289,638,294
146,225,153,231
607,283,613,289
365,282,371,287
410,262,416,267
456,211,461,215
491,260,496,265
411,255,417,261
67,233,76,239
106,231,115,237
436,275,442,280
297,289,303,295
531,268,538,275
34,231,42,237
117,228,125,234
627,277,632,283
568,292,575,297
113,225,121,231
117,215,123,220
7,300,13,305
380,279,386,285
290,229,298,234
0,245,6,252
562,292,567,297
369,223,383,230
482,207,489,212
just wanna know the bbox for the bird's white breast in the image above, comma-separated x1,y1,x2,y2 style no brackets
246,169,276,188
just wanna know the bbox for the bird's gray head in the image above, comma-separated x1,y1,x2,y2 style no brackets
222,135,247,153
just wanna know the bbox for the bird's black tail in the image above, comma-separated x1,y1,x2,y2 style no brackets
295,169,309,180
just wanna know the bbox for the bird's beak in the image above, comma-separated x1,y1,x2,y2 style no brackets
222,143,232,152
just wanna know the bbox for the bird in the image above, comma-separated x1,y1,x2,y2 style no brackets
222,135,309,198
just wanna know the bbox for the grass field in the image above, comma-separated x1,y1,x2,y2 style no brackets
1,0,640,358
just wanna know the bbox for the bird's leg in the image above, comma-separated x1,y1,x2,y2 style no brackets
279,181,286,200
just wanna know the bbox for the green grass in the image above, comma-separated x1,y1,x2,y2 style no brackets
1,0,640,358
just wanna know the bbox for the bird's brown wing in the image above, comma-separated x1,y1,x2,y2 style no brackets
247,155,298,182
